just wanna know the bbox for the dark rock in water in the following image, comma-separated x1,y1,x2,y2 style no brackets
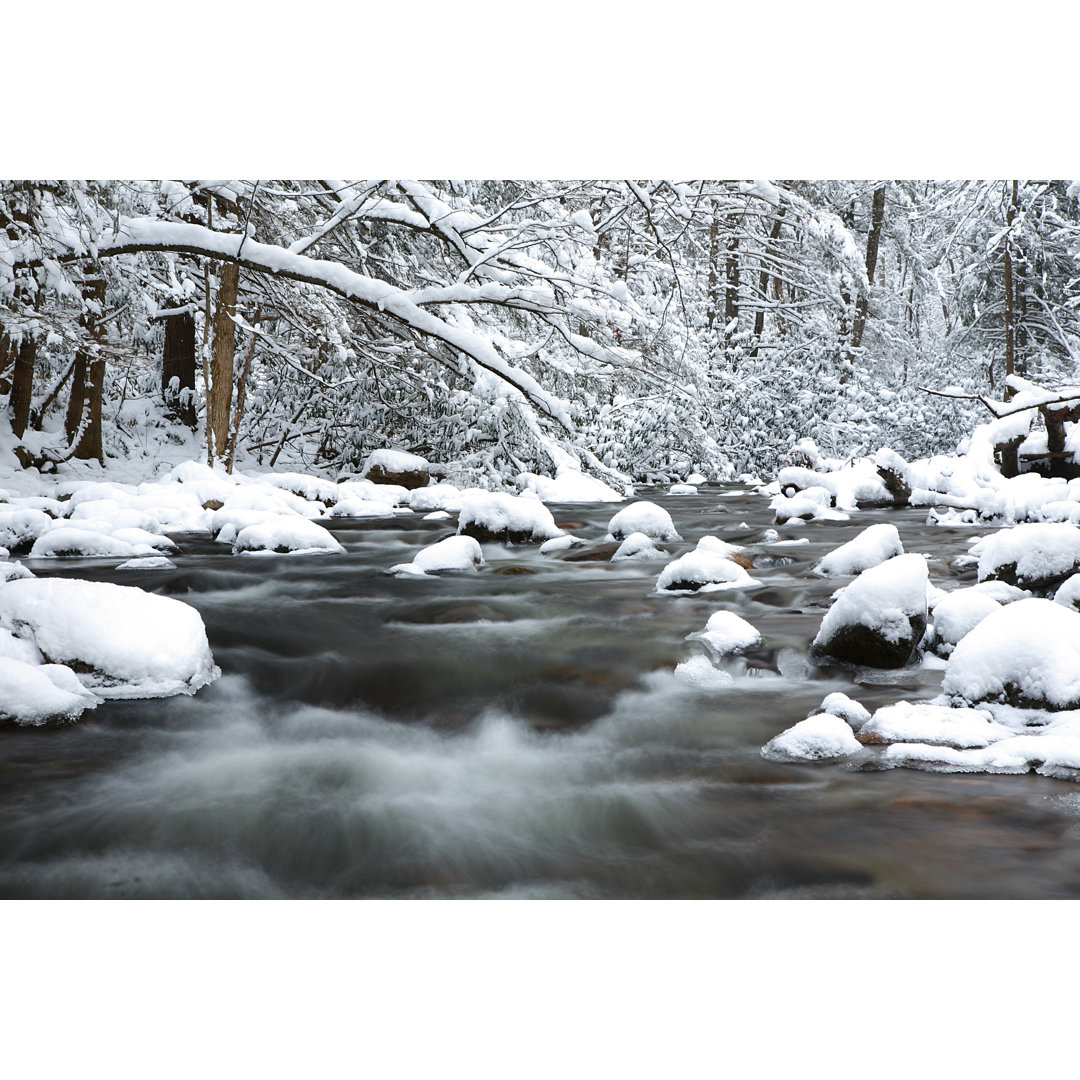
813,612,927,669
494,565,538,576
365,464,430,490
559,542,622,562
556,521,587,531
459,523,546,545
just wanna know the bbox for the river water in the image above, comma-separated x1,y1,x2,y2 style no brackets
4,484,1080,899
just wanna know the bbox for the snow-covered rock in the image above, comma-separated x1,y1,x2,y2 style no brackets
607,501,680,542
389,535,484,576
457,492,562,543
817,692,871,730
942,597,1080,710
233,515,346,555
611,532,666,561
811,553,929,668
1054,574,1080,610
327,499,400,518
28,527,148,559
761,714,862,762
407,483,464,512
687,611,761,657
811,523,903,578
0,656,101,726
973,522,1080,592
858,701,1013,749
655,537,754,594
0,577,219,699
928,589,1001,655
0,508,55,553
672,654,734,689
361,449,430,490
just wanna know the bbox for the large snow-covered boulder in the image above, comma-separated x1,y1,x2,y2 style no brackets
811,553,929,669
857,701,1013,749
0,508,55,554
233,515,346,555
973,522,1080,593
611,532,667,561
928,589,1002,656
811,523,903,578
655,537,754,593
942,597,1080,710
607,501,680,542
361,449,430,490
457,492,562,543
28,527,152,560
389,535,484,576
0,577,219,699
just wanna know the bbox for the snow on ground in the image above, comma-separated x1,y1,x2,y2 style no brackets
606,501,680,542
811,523,903,577
0,576,219,703
517,467,624,503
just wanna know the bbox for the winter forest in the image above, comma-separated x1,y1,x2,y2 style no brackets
7,175,1080,911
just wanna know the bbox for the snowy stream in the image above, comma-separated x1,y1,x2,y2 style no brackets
5,484,1080,899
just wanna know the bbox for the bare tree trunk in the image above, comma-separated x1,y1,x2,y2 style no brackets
74,357,105,463
1003,180,1018,401
850,184,886,352
751,211,785,354
10,335,35,439
162,304,198,428
65,354,86,444
225,305,260,473
705,204,721,332
67,276,107,462
210,261,240,459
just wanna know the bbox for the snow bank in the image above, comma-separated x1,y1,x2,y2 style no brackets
517,468,624,503
942,597,1080,710
607,501,680,542
0,577,219,699
812,523,903,578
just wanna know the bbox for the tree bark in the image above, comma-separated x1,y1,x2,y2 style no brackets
161,304,198,428
705,205,720,332
210,261,240,458
1002,180,1018,401
67,275,107,462
850,184,886,352
9,334,35,439
751,211,785,353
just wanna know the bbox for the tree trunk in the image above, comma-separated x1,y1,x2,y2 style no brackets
850,184,886,352
161,304,198,428
210,261,240,458
1002,180,1018,401
9,334,35,439
705,205,721,332
74,357,105,463
65,354,87,444
67,275,107,462
751,211,785,353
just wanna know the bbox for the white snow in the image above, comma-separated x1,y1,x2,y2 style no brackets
859,701,1013,748
28,527,150,559
0,656,101,726
606,501,680,541
761,713,862,762
929,589,1002,654
611,532,666,561
687,610,762,657
389,535,484,576
672,654,734,689
655,537,754,594
1055,574,1080,610
942,597,1080,710
817,692,871,730
538,535,580,555
233,515,346,556
517,468,624,503
811,523,903,577
408,483,464,512
457,491,562,542
0,577,219,699
361,449,429,476
973,522,1080,589
812,553,929,652
116,557,177,570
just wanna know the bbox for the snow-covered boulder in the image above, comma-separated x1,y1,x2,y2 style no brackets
761,713,862,762
673,654,734,688
811,523,903,578
770,488,849,524
607,501,680,542
928,589,1001,656
858,701,1013,749
973,522,1080,593
817,692,871,730
407,483,464,512
611,532,667,561
0,577,219,699
655,537,754,594
248,470,339,505
1054,574,1080,611
361,449,430,490
457,492,562,543
0,561,33,584
517,468,624,503
0,656,101,726
669,483,697,495
687,611,761,658
0,508,54,554
811,553,929,669
327,499,399,518
389,535,484,576
28,527,149,559
942,597,1080,710
233,515,346,555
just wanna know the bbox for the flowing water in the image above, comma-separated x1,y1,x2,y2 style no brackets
5,485,1080,899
